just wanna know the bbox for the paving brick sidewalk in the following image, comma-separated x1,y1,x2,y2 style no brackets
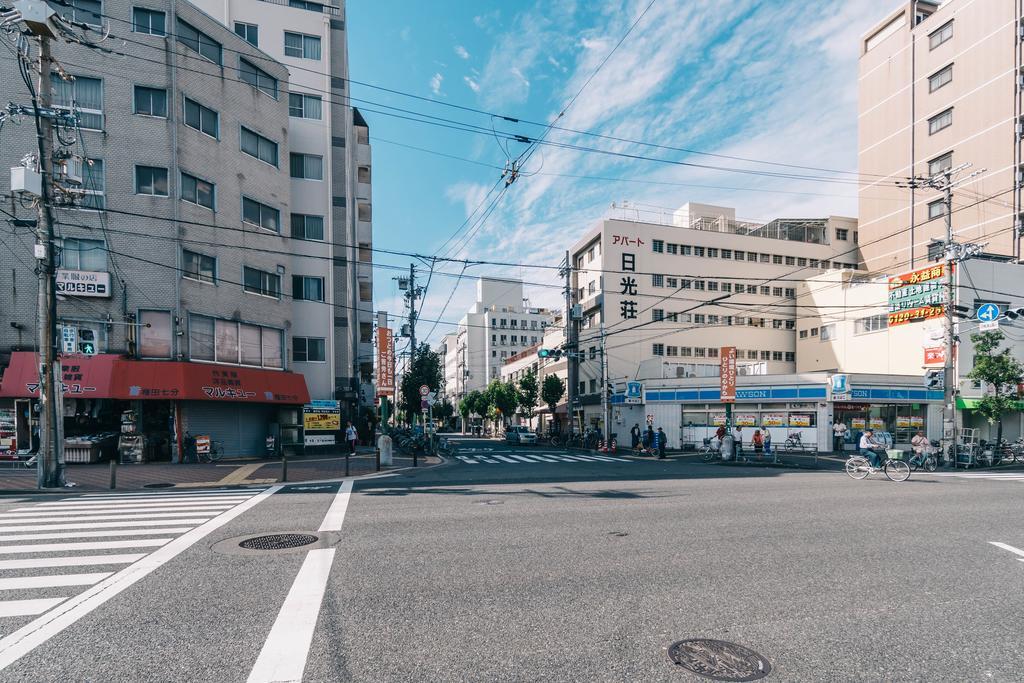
0,451,439,493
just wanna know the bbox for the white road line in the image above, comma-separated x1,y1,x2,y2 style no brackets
491,455,519,463
0,519,212,532
0,573,112,591
3,505,234,517
589,455,629,462
0,512,223,524
0,486,280,671
79,489,263,498
989,541,1024,558
455,456,479,464
507,455,540,463
0,527,193,542
554,455,589,462
34,497,251,508
479,458,499,463
0,554,145,571
0,599,66,619
246,548,336,683
317,481,353,532
565,454,600,461
0,539,171,555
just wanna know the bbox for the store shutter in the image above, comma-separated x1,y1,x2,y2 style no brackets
184,403,275,457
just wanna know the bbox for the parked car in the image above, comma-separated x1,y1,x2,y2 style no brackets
505,426,537,446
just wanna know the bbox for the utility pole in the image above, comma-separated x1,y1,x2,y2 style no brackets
600,324,612,446
407,263,418,356
561,251,577,435
898,164,985,465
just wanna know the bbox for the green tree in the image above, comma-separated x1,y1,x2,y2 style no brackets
967,331,1024,443
435,399,455,426
541,374,566,430
485,380,519,427
399,344,443,424
517,370,539,420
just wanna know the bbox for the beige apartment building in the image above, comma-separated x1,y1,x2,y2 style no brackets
500,317,567,433
858,0,1023,271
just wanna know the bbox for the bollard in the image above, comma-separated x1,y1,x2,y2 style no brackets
345,452,350,477
109,458,117,490
280,454,288,483
375,447,380,472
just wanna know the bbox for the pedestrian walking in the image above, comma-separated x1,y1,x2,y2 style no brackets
833,419,848,452
345,420,358,455
644,425,655,450
763,430,772,455
656,427,667,459
630,423,641,450
752,429,764,454
733,425,743,457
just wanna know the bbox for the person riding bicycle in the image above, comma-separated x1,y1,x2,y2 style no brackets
859,429,884,468
911,430,929,455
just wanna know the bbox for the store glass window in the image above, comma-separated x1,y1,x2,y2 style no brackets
215,318,239,363
139,310,172,358
239,324,262,365
262,328,283,368
189,314,214,361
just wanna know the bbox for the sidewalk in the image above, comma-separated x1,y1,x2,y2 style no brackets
0,449,441,493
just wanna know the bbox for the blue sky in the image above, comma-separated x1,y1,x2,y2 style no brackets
347,0,897,344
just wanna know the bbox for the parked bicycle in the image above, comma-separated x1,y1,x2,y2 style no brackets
845,451,910,482
699,437,723,462
784,432,808,452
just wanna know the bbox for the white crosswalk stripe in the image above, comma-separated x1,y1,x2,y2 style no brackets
455,453,632,465
0,488,267,643
931,472,1024,481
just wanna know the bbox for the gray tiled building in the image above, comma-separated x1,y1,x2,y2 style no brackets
0,0,373,458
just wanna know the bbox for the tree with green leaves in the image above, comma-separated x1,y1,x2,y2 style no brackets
485,380,519,427
517,370,539,421
541,374,566,431
399,343,443,424
435,399,455,427
967,331,1023,443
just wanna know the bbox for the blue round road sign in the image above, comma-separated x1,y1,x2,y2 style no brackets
977,303,999,322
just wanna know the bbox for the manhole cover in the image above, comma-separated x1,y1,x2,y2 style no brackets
143,483,174,489
668,639,771,681
239,533,318,550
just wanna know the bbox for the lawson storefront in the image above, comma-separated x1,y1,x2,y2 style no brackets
614,373,943,452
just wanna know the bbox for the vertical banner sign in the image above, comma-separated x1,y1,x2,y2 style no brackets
376,327,394,395
720,346,736,403
887,263,949,327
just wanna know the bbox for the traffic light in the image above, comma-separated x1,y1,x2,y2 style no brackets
78,330,97,355
537,348,562,360
605,383,614,399
924,370,943,389
1004,307,1024,320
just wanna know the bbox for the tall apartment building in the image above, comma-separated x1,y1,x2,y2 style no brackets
0,0,371,458
858,0,1023,271
448,278,553,402
569,202,860,429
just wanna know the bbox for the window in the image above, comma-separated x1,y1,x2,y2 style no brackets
133,85,167,117
652,274,664,287
182,249,216,283
666,312,678,322
746,350,757,360
708,348,719,358
357,203,371,222
928,199,945,219
189,315,214,361
760,286,771,295
681,245,692,255
693,280,705,291
650,239,665,253
708,315,719,325
929,21,952,50
284,31,321,59
289,92,323,120
180,172,215,209
707,281,718,291
734,250,744,260
721,249,732,259
929,108,952,135
855,314,888,334
785,320,795,330
290,213,324,241
747,252,758,262
292,275,324,302
288,0,326,12
243,266,281,298
785,352,795,362
773,287,783,297
135,165,168,196
61,237,105,271
652,309,664,322
784,288,796,298
290,153,323,179
652,344,665,356
797,257,807,266
695,348,706,358
79,159,104,210
51,74,103,130
56,0,101,25
694,246,705,257
707,248,718,258
139,311,172,358
240,127,278,166
176,19,222,65
133,8,165,36
239,58,278,98
666,346,678,357
929,64,952,92
772,319,783,329
216,319,239,363
772,254,783,265
183,97,218,138
721,282,732,293
234,21,258,46
667,243,678,255
810,327,819,337
680,347,692,357
809,259,820,268
820,324,835,341
928,152,952,177
772,351,783,361
760,351,770,361
358,166,371,183
666,277,678,289
694,314,706,324
785,256,795,266
759,254,770,263
799,330,808,339
242,197,280,232
734,284,745,294
294,337,326,362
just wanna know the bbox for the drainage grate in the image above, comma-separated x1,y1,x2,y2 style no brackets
239,533,319,550
668,639,771,681
143,483,174,489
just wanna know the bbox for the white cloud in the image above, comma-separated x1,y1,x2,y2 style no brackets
463,76,481,93
429,72,444,96
454,45,470,60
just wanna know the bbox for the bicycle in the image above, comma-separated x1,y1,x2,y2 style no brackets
699,438,722,462
907,444,938,473
784,432,807,452
198,441,224,463
845,451,910,482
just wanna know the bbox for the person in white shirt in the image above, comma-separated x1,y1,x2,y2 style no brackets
733,426,743,456
911,430,929,455
859,429,882,468
345,421,358,455
833,420,848,452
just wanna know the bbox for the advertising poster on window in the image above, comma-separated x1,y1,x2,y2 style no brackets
304,400,340,445
0,408,15,456
896,416,912,428
789,414,812,427
851,418,866,430
711,413,727,426
910,416,924,428
735,413,757,427
869,418,886,430
761,413,786,427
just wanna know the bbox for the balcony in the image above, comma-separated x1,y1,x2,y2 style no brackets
257,0,341,16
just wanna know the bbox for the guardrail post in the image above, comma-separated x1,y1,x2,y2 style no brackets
109,458,117,490
375,447,380,472
280,454,288,483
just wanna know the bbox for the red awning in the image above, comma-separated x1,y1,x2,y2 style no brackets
0,352,309,404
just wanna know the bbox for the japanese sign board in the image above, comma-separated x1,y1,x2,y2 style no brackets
376,327,395,395
830,374,851,402
195,435,211,454
761,413,786,427
55,270,111,298
924,347,945,366
625,382,643,405
734,413,757,427
789,414,812,427
850,418,866,430
869,418,886,430
719,347,737,403
303,400,340,432
887,264,949,327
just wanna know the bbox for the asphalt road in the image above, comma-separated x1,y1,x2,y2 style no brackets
1,437,1024,681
